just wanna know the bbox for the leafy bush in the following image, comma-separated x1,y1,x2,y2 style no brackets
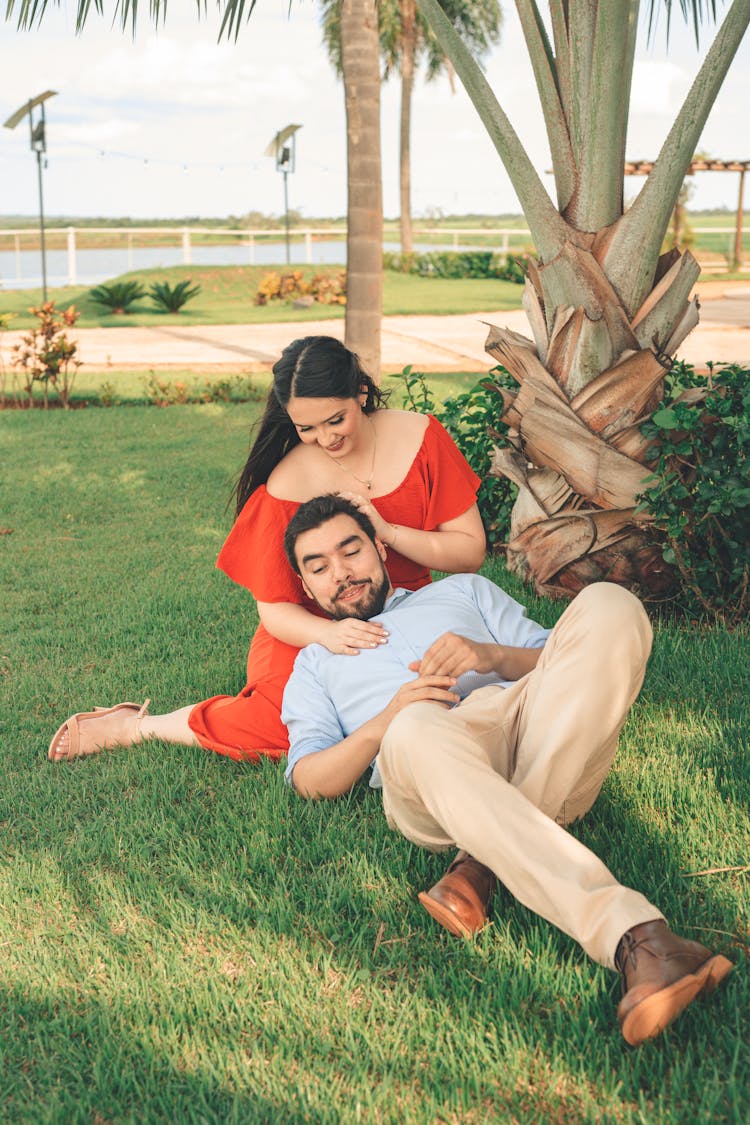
255,270,346,306
495,253,531,284
149,278,201,313
89,281,147,314
10,302,81,409
397,365,518,551
382,249,530,283
255,270,309,305
144,373,263,407
309,271,347,305
638,361,750,623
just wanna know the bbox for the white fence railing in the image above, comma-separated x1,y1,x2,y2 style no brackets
0,225,533,289
1,223,746,290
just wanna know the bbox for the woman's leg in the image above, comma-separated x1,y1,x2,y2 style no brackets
50,703,200,761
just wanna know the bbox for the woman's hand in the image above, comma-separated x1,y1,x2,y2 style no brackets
322,617,390,656
336,490,394,545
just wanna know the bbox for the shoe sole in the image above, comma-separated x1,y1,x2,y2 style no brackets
417,891,485,938
620,954,733,1046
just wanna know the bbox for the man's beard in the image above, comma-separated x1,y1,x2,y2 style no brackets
330,568,391,621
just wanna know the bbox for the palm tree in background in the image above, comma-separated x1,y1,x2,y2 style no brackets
8,1,748,598
321,0,502,252
7,0,385,378
413,0,748,599
339,0,383,376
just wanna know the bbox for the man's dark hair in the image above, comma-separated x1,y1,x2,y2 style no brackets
284,493,377,574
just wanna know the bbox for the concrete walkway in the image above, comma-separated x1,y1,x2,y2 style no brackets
3,286,749,374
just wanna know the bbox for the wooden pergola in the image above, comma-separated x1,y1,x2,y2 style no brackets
624,158,749,267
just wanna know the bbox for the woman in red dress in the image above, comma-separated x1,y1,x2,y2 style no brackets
49,336,486,762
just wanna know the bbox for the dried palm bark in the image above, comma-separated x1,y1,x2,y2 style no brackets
415,0,749,599
481,243,700,598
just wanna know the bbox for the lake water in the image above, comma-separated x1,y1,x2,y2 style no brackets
0,238,489,291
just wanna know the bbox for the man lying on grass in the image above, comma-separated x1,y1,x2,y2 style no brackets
281,493,733,1047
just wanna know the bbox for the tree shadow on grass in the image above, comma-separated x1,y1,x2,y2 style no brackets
1,734,746,1123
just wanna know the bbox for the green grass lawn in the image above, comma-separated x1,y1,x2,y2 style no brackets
0,265,525,331
1,404,747,1123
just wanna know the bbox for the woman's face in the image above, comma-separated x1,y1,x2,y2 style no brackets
286,395,365,457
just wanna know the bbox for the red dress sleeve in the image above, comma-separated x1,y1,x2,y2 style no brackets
216,486,303,604
421,413,481,526
374,414,481,590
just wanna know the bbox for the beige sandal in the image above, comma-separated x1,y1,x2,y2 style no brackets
48,700,151,762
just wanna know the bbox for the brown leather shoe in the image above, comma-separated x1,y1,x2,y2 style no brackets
417,850,497,938
616,919,733,1046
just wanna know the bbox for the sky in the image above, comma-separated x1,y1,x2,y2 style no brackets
1,2,748,223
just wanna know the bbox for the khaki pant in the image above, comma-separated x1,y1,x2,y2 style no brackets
378,582,662,968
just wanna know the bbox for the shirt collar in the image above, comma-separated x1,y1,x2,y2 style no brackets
383,587,413,612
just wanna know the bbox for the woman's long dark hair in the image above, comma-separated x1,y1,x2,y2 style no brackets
233,336,387,517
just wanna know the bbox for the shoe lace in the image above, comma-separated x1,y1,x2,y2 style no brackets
615,930,639,975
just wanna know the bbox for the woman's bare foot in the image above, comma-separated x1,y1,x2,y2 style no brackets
48,701,150,762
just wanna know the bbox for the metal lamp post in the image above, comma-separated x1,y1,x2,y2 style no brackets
264,124,301,264
4,91,58,301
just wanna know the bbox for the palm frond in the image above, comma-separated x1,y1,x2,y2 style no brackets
645,0,721,47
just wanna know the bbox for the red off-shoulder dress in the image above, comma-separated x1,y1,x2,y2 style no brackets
188,415,480,761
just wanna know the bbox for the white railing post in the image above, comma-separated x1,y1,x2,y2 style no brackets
248,233,255,264
306,230,312,264
453,231,459,250
501,231,509,261
127,231,134,272
182,227,192,265
67,226,77,286
15,234,22,284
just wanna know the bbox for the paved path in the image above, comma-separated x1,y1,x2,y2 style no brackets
3,289,749,374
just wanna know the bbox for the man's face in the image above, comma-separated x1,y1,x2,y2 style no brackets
293,513,392,620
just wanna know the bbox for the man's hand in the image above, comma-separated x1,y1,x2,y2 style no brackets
410,632,496,678
323,618,389,655
291,672,459,800
410,632,543,682
379,673,460,726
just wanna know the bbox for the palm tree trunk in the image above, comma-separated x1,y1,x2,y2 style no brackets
416,0,749,600
341,0,383,378
399,0,417,254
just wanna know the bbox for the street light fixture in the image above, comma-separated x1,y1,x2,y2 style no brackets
4,90,58,301
264,124,302,264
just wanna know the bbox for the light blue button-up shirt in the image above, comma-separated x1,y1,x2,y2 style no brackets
283,573,550,787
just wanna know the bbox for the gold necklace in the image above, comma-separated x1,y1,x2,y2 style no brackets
324,416,377,491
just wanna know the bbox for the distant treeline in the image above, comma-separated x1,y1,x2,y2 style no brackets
1,207,745,231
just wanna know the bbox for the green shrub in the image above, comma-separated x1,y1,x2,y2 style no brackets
382,249,530,283
494,253,531,284
638,361,750,623
397,365,517,551
143,372,263,407
89,280,147,314
148,278,202,313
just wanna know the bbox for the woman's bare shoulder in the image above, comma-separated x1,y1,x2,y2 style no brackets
374,408,429,437
266,444,310,500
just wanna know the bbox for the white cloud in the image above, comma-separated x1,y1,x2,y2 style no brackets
629,60,690,116
0,2,747,220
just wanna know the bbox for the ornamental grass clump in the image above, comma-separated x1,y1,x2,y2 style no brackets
638,361,750,624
